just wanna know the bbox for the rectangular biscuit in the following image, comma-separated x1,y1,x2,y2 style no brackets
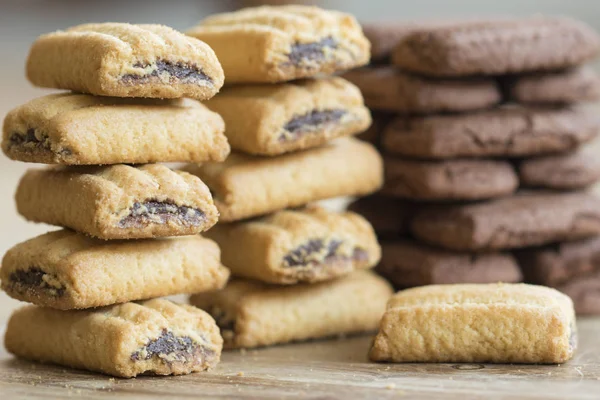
2,94,229,165
205,206,380,284
382,106,599,159
411,192,600,251
378,240,522,288
204,77,371,155
382,157,518,201
5,299,223,378
343,67,500,113
370,283,576,363
1,230,229,310
190,270,393,348
16,164,219,239
392,17,600,76
186,5,370,83
27,23,224,99
182,138,383,222
347,195,414,239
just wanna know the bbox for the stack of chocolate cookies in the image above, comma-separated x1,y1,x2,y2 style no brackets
347,17,600,313
0,23,233,377
182,5,394,349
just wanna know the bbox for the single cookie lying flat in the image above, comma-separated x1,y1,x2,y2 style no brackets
16,164,219,240
343,67,500,113
558,272,600,315
1,230,229,309
378,240,522,288
505,66,600,105
204,77,370,155
347,195,414,238
190,270,393,348
370,283,576,363
182,138,383,222
411,192,600,251
187,5,370,83
392,17,600,76
5,299,222,378
382,106,599,159
382,157,518,201
26,23,224,99
519,148,600,190
206,206,380,284
2,93,229,165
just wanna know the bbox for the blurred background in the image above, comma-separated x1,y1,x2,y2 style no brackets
1,0,600,318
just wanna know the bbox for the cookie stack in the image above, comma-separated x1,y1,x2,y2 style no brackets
346,17,600,313
0,23,233,377
182,5,394,349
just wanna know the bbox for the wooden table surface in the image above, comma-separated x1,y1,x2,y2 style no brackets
0,318,598,399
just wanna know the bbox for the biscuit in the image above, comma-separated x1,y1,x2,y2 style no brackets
186,5,370,83
1,230,229,310
2,93,229,165
343,67,500,113
381,106,599,159
204,77,370,155
411,192,600,251
505,66,600,105
356,112,392,145
557,272,600,315
205,206,380,284
378,240,522,289
190,270,393,348
5,299,222,378
182,138,383,222
16,164,219,240
347,195,414,238
519,148,600,190
392,17,600,77
382,157,518,201
26,23,224,99
369,283,576,363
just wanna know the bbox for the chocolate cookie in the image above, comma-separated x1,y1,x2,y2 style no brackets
411,192,600,251
382,106,599,159
558,272,600,315
356,112,393,145
347,195,414,238
392,17,600,77
382,157,518,201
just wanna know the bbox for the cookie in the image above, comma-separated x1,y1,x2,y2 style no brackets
190,270,393,348
16,164,219,240
505,66,600,105
392,17,600,77
347,195,413,238
182,138,383,222
381,106,600,159
204,77,370,156
186,5,370,83
5,299,222,378
26,23,224,99
411,192,600,251
343,67,500,113
382,157,518,201
378,240,522,288
1,230,229,310
519,148,600,190
558,272,600,315
2,93,229,165
205,206,380,284
356,112,392,145
369,283,576,363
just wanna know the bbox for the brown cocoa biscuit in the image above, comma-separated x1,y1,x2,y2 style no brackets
382,157,518,201
392,17,600,77
519,147,600,190
378,240,522,288
411,192,600,251
382,106,600,159
505,66,600,105
356,112,393,145
557,272,600,315
343,66,500,113
347,195,414,238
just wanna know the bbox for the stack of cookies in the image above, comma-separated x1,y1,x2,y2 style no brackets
182,5,394,349
346,17,600,313
0,23,234,377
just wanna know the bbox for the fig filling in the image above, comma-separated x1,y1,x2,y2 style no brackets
130,329,214,364
118,200,205,228
121,60,212,84
9,267,65,296
279,109,347,141
288,37,338,66
283,239,368,268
